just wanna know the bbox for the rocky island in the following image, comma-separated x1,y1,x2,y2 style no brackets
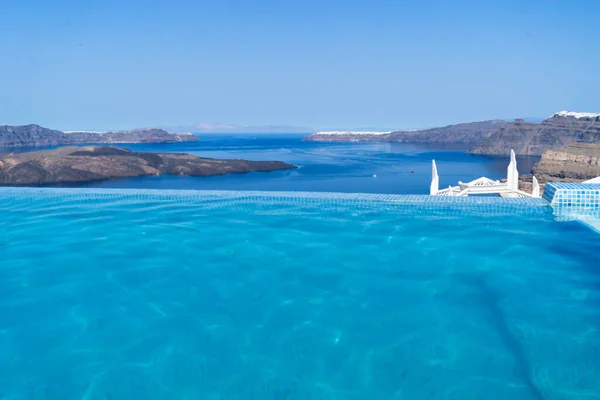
0,124,197,148
0,146,296,185
304,111,600,156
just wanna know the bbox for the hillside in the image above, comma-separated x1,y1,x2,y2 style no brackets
304,120,506,144
304,111,600,156
470,112,600,156
0,124,197,148
0,124,67,148
388,120,506,144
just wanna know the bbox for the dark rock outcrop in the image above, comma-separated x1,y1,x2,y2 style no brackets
0,124,198,148
0,146,296,185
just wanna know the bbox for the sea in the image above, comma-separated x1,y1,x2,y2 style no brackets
8,133,539,194
3,136,600,399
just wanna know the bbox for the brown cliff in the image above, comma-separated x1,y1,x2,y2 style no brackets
304,111,600,156
531,144,600,184
470,112,600,156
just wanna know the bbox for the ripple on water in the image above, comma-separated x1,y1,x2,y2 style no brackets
0,192,599,399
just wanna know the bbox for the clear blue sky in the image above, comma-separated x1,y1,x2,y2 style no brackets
1,0,599,131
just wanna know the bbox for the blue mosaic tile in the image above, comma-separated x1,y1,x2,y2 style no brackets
545,182,600,208
542,182,600,226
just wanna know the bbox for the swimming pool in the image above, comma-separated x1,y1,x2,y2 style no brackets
1,189,599,399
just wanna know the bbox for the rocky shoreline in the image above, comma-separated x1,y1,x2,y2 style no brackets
0,146,296,185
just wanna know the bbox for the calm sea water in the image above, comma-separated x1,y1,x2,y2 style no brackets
1,190,599,399
11,134,539,194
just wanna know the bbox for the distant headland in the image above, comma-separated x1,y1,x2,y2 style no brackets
0,125,198,148
305,111,600,157
304,111,600,190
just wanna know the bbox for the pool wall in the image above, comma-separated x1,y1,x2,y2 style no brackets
543,182,600,210
543,182,600,231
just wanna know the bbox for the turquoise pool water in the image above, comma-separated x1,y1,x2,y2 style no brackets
1,189,599,400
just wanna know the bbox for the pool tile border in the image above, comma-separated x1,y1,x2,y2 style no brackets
0,187,549,205
0,187,553,220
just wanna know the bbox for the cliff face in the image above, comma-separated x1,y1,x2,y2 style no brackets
0,125,198,148
304,111,600,156
0,146,296,185
304,120,506,144
388,120,506,144
470,112,600,156
531,144,600,184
